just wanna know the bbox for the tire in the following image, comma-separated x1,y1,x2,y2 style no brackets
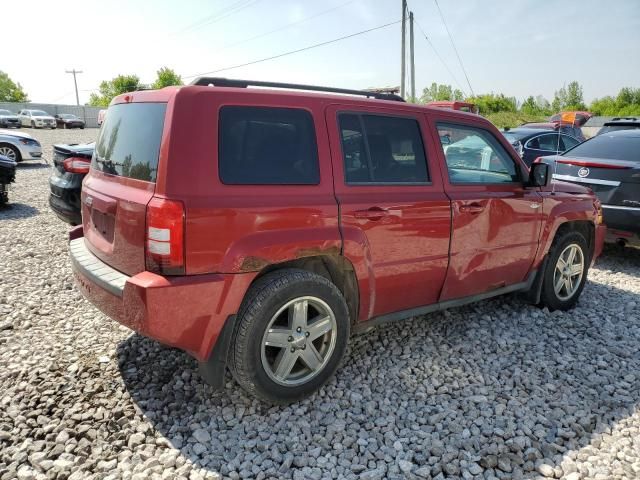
540,230,589,311
0,143,21,162
230,269,350,404
30,121,36,128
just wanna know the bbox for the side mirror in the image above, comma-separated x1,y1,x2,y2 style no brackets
529,162,550,187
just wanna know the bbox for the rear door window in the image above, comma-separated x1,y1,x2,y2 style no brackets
338,113,429,184
93,102,166,182
219,106,319,185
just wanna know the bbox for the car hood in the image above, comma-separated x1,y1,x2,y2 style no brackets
0,114,19,119
62,118,83,122
34,116,56,121
0,129,34,139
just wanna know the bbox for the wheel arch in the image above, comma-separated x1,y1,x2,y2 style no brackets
251,254,360,326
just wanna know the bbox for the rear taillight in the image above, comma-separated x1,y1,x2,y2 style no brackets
555,159,631,169
145,197,185,275
62,157,91,173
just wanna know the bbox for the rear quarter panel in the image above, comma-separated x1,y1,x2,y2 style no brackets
157,88,340,275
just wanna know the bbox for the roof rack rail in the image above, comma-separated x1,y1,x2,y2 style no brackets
189,77,405,102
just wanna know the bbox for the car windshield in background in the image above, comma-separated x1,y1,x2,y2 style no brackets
599,125,640,134
60,114,77,119
0,110,13,115
502,131,530,143
563,133,639,161
93,102,166,182
32,111,49,116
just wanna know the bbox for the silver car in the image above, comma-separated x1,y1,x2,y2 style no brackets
0,129,43,162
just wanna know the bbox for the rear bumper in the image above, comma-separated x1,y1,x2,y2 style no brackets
69,233,255,361
602,205,640,235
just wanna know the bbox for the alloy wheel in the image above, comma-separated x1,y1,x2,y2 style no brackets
553,243,584,301
260,296,337,386
0,146,16,161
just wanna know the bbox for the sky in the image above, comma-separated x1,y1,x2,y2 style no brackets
3,0,639,106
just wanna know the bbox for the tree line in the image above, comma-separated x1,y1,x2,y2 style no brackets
1,69,638,127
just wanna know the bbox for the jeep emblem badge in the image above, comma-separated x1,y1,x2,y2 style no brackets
578,167,589,178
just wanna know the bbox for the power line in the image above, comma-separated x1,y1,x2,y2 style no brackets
219,0,355,51
174,0,261,36
184,20,401,79
433,0,474,97
413,18,466,96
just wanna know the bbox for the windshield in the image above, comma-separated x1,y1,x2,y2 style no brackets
32,110,49,117
0,110,13,115
563,133,639,161
93,102,166,182
59,114,76,119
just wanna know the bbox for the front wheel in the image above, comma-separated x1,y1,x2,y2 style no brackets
230,269,350,404
540,231,589,311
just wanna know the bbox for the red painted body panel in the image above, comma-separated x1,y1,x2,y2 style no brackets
326,105,451,318
71,85,605,365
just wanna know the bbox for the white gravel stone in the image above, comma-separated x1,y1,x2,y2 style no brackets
1,128,640,479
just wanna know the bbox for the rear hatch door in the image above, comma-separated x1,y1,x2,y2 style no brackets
82,102,167,276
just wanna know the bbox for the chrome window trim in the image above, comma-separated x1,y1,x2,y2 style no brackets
552,174,621,186
602,204,640,211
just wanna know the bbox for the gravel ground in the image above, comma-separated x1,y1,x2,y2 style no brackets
1,128,640,480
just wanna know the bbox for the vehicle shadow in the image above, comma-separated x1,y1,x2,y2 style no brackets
17,161,49,169
0,202,39,219
117,247,640,479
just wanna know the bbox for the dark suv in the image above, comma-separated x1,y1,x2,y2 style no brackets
69,78,605,403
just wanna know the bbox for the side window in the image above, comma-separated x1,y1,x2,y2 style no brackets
437,123,520,184
561,135,580,150
219,106,319,185
338,113,429,184
534,134,562,151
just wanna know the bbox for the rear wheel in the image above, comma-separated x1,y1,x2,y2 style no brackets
0,144,21,162
230,269,349,404
540,231,589,310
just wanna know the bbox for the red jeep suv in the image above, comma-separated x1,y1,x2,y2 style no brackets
69,78,605,403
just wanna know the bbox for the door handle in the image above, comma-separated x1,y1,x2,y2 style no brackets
354,207,389,220
459,203,484,214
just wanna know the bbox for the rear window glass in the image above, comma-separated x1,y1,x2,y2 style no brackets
93,102,166,182
219,106,319,185
563,134,639,162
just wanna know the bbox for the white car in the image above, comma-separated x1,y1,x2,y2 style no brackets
18,109,57,129
0,129,43,162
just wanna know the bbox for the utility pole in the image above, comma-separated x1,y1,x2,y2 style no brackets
400,0,406,98
65,69,83,105
409,11,415,101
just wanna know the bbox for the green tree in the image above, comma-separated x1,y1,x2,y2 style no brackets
152,67,183,89
520,96,539,115
0,71,28,102
552,81,586,111
467,93,517,114
88,74,144,107
419,83,464,103
590,87,640,116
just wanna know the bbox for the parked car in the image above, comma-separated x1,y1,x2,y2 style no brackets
0,129,43,162
502,127,581,166
68,78,605,403
597,117,640,135
519,122,586,142
0,109,21,129
55,114,85,129
537,129,639,248
18,109,56,129
49,142,94,225
550,111,592,127
0,154,17,206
